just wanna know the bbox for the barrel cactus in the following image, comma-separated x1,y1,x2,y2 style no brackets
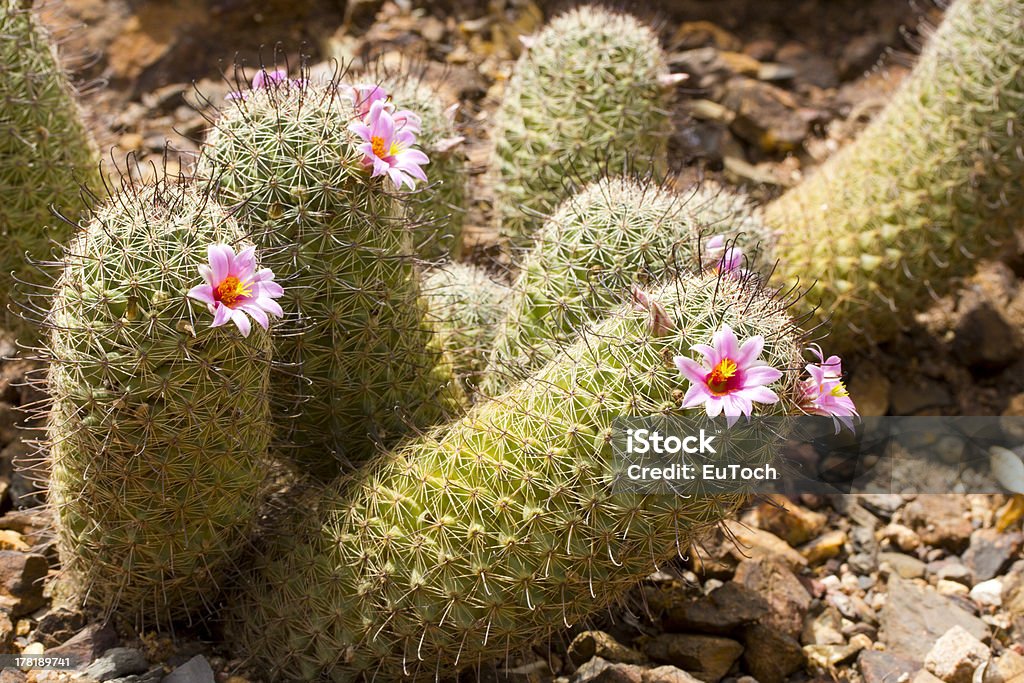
200,71,465,479
228,270,810,681
491,6,676,248
46,179,275,626
0,0,100,341
765,0,1024,350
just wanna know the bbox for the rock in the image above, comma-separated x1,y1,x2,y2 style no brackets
963,528,1023,582
1002,395,1024,442
163,655,216,683
847,366,891,417
85,648,149,681
880,576,989,664
913,671,948,683
741,624,804,683
757,63,798,81
662,582,769,635
572,657,644,683
969,578,1003,608
642,667,703,683
953,302,1021,371
670,22,743,52
839,33,889,80
47,623,118,667
723,78,808,153
937,579,970,599
775,41,838,89
929,559,973,586
983,650,1024,683
568,631,646,667
858,650,921,683
858,494,905,519
879,552,927,580
723,521,808,571
734,558,811,638
903,497,973,552
805,640,867,671
642,634,743,683
0,552,47,617
802,606,844,646
0,610,13,654
879,523,921,552
890,377,954,416
108,668,164,683
31,607,87,648
800,530,847,565
753,496,827,546
924,625,989,683
669,48,757,92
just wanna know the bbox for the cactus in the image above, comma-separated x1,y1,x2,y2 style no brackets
423,263,511,394
45,179,273,626
229,271,805,682
491,6,675,248
200,75,464,479
764,0,1024,351
0,0,100,341
484,176,765,395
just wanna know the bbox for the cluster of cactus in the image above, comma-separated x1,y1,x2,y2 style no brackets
228,271,805,682
423,263,511,394
45,179,273,625
199,77,465,479
764,0,1024,350
484,175,766,394
0,0,100,342
491,6,676,248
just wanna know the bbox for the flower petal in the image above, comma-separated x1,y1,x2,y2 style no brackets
231,309,252,337
188,284,216,307
674,356,708,386
208,244,232,283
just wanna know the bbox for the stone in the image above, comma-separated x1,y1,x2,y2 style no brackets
802,606,845,646
734,558,811,638
913,671,948,683
847,366,891,417
924,625,989,683
880,576,989,664
800,530,847,565
643,667,704,683
879,523,921,552
0,610,13,654
0,671,26,683
890,378,954,416
662,582,769,635
642,634,743,683
723,521,807,571
163,655,216,683
85,648,149,681
858,494,905,519
969,578,1003,608
805,640,867,670
937,580,970,598
963,528,1023,583
108,668,164,683
858,651,924,683
929,560,973,586
902,497,972,552
741,624,804,683
568,631,646,667
953,302,1021,371
31,607,87,648
723,78,808,153
0,552,47,617
753,496,827,546
839,33,889,80
775,41,838,89
48,623,118,669
572,657,644,683
670,22,743,52
878,552,927,580
983,650,1024,683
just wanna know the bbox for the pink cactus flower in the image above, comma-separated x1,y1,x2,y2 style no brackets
705,235,749,279
188,244,284,337
674,324,783,427
349,99,429,190
801,345,859,433
227,68,306,101
342,83,422,133
631,286,673,337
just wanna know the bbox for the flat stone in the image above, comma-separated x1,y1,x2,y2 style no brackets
47,623,118,668
858,650,921,683
663,582,769,635
741,624,804,683
85,648,149,681
642,634,743,683
753,496,827,546
0,552,47,617
928,559,973,586
879,552,927,580
879,576,989,664
924,625,989,683
572,657,644,683
163,655,215,683
568,631,646,667
902,497,972,552
858,494,904,519
800,530,847,565
962,528,1023,583
723,521,808,571
937,580,970,598
734,558,811,638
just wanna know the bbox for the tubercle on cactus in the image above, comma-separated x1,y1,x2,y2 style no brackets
197,63,466,479
228,270,810,682
40,170,274,627
764,0,1024,351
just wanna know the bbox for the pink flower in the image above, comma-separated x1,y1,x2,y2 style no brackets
631,286,673,337
674,324,782,427
349,99,429,190
227,68,307,101
188,244,284,337
706,235,749,279
342,83,422,133
800,345,859,433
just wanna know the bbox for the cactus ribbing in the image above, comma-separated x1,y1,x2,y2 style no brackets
46,180,272,625
423,263,511,394
765,0,1024,350
485,177,764,394
491,6,674,247
200,78,464,478
0,0,100,340
229,271,804,681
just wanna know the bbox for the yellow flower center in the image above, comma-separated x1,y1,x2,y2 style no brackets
214,275,251,308
830,381,849,398
706,358,739,396
371,135,400,159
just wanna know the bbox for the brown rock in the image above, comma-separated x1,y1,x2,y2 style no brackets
572,657,644,683
642,634,743,683
643,667,704,683
670,21,743,52
800,530,847,565
723,78,809,153
568,631,646,667
858,650,921,683
924,625,989,683
741,624,804,683
0,610,13,654
879,552,927,580
847,366,890,417
902,496,972,552
754,496,827,546
31,607,87,648
962,528,1024,583
982,650,1024,683
0,552,47,617
662,582,769,635
723,521,808,571
47,623,118,668
734,558,811,638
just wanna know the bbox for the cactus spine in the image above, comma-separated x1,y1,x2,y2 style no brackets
230,272,804,682
201,78,464,478
0,0,100,341
46,180,272,625
423,263,511,394
765,0,1024,350
485,176,764,394
491,6,674,247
